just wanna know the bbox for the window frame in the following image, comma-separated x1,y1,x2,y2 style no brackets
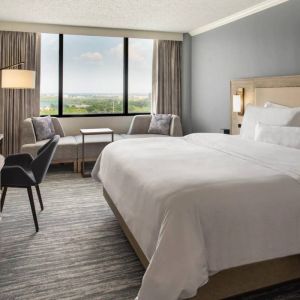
41,34,151,117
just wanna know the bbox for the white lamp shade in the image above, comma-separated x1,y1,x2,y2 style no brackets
233,95,242,113
1,69,36,89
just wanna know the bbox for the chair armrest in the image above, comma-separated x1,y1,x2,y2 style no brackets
5,153,33,167
21,118,37,145
127,115,152,134
52,117,65,137
1,166,36,187
170,115,183,136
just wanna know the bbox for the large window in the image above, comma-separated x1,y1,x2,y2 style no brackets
63,35,123,115
40,34,153,116
40,34,59,115
128,38,153,113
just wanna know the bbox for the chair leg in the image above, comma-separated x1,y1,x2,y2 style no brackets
35,185,44,211
0,186,7,212
27,187,39,232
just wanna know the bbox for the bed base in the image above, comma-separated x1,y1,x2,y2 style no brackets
103,188,300,300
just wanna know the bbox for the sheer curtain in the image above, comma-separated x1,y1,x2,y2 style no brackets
152,40,182,117
0,31,41,155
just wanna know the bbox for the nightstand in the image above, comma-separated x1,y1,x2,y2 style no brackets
220,129,230,135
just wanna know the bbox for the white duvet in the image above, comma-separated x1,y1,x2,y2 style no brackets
92,133,300,300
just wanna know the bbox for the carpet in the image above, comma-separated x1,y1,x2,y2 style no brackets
0,165,299,300
227,279,300,299
0,165,143,300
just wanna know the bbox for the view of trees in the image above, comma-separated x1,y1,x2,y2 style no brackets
40,34,153,116
40,94,151,115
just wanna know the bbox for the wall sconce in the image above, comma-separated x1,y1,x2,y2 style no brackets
232,88,244,116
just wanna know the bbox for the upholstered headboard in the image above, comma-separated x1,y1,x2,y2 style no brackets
231,75,300,135
255,87,300,107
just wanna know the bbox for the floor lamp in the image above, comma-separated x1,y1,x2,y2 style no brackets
0,62,36,154
1,62,36,89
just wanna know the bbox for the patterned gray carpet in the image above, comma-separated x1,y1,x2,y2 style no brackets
0,165,299,300
0,165,143,300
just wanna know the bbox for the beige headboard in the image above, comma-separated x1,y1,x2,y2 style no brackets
231,75,300,135
255,87,300,107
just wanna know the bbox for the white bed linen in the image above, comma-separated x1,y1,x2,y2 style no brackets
92,133,300,300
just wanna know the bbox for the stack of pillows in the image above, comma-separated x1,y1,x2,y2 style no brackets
240,102,300,149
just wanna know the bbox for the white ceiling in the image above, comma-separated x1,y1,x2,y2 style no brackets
0,0,284,33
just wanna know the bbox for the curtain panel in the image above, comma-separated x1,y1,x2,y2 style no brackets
152,40,182,117
0,31,41,155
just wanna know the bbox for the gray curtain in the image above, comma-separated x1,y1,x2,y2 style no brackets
152,40,182,117
0,31,41,155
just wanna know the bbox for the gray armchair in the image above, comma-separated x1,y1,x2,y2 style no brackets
1,135,59,232
127,115,183,136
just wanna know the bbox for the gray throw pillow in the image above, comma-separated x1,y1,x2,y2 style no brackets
32,116,55,141
148,114,172,135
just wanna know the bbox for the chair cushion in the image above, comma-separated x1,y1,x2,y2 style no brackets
148,114,172,135
32,116,55,141
21,136,78,161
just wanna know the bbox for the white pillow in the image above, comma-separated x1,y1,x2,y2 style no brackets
254,122,300,149
240,105,300,140
264,101,289,109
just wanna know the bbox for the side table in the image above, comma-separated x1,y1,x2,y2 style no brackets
80,128,114,177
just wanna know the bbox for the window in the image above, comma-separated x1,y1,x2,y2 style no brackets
128,39,153,113
63,35,123,115
40,34,59,115
40,34,153,116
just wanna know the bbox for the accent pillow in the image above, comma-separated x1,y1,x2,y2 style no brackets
240,105,300,140
32,116,55,141
148,114,172,135
254,122,300,149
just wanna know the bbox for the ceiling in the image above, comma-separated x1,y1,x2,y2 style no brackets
0,0,283,33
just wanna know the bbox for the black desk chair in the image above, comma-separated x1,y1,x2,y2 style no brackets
0,135,59,232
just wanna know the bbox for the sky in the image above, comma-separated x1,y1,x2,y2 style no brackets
40,33,153,95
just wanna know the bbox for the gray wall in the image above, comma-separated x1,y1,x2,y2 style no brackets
191,0,300,133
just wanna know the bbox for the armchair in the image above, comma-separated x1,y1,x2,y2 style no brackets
127,115,183,136
1,135,59,232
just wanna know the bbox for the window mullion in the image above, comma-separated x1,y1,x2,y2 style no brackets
124,37,129,115
58,34,63,116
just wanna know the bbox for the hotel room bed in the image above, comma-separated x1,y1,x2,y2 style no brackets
92,133,300,300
